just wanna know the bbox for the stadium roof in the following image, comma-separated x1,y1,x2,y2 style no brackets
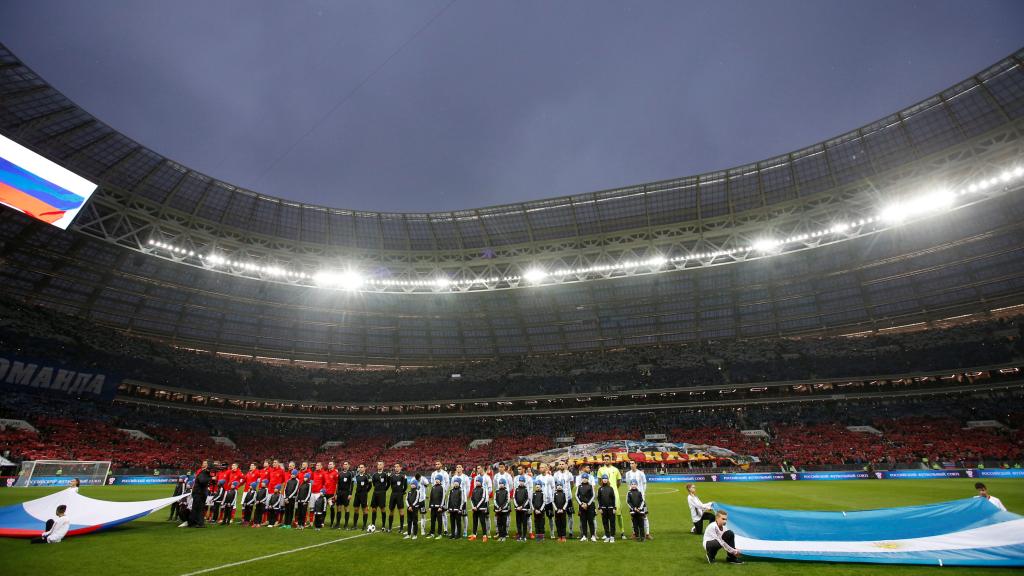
1,43,1023,364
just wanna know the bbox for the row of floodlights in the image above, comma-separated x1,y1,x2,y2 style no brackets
146,164,1023,292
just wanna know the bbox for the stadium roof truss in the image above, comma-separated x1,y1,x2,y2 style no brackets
2,44,1024,363
2,44,1022,295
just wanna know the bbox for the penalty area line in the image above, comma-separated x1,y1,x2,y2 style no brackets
178,531,372,576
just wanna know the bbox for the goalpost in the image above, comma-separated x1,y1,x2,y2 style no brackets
14,460,112,487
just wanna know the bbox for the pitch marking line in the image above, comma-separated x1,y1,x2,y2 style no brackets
178,531,372,576
645,488,679,495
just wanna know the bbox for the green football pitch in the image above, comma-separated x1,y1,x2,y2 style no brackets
1,479,1021,576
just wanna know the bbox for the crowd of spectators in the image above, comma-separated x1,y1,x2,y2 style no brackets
1,296,1021,403
2,389,1021,473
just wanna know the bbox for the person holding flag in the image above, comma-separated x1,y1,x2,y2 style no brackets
687,483,716,534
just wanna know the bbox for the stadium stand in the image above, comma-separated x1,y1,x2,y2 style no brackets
1,295,1021,402
2,388,1021,472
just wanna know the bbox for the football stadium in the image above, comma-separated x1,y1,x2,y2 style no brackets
1,4,1024,575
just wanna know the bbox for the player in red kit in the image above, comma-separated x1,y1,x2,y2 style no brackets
271,461,287,495
245,463,260,493
309,462,326,525
324,461,340,528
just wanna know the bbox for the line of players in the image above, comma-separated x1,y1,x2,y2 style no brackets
174,455,653,542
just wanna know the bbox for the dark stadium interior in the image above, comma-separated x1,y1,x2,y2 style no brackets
1,41,1023,480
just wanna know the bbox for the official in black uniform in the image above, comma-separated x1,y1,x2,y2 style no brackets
353,464,372,530
388,463,408,533
187,460,211,528
369,462,389,530
335,461,354,529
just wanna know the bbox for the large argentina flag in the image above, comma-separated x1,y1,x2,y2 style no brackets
0,133,97,229
716,498,1024,566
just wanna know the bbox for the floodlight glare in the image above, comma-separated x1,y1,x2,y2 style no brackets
881,188,954,225
646,255,668,267
752,238,781,253
313,270,364,291
523,268,548,283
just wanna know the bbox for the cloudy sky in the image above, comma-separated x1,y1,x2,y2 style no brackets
1,0,1022,212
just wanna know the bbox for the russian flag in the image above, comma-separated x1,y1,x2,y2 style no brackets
716,498,1024,567
0,133,97,229
0,488,186,538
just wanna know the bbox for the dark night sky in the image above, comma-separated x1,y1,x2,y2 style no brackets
1,1,1022,213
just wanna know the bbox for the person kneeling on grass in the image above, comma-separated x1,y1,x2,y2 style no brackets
704,510,742,564
31,505,69,544
687,483,715,535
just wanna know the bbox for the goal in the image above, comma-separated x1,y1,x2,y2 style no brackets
14,460,111,487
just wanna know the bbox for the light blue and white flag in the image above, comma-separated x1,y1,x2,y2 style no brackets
716,498,1024,566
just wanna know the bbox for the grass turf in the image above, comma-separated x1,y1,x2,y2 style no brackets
0,479,1021,576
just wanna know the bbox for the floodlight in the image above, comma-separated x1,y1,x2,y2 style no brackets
523,267,547,283
752,238,781,253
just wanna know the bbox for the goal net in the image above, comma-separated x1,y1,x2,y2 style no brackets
14,460,111,487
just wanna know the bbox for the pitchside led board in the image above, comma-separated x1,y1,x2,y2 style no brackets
0,133,97,229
